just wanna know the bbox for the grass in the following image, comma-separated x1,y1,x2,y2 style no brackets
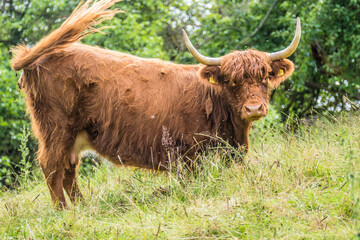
0,112,359,239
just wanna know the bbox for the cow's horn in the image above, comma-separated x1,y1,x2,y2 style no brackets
182,29,221,66
268,17,301,60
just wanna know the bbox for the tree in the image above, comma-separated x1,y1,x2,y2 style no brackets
181,0,359,117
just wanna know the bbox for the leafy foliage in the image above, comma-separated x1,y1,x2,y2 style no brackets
0,48,35,187
0,0,359,186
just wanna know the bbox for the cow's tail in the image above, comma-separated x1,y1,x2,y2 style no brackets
11,0,122,71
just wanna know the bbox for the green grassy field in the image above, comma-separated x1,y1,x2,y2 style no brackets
0,112,359,239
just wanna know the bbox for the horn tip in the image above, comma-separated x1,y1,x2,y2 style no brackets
181,28,188,39
296,17,301,28
296,17,301,34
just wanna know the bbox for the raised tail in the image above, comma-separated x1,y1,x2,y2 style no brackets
11,0,122,71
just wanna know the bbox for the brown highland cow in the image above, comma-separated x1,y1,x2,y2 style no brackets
11,0,301,208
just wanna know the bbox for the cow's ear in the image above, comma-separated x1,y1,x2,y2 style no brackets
199,66,223,87
269,59,294,89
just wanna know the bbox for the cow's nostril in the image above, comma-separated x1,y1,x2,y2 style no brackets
258,104,263,112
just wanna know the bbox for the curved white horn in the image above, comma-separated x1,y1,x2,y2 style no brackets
268,17,301,60
182,29,221,66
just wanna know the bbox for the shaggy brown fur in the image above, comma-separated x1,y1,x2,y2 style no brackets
11,0,295,208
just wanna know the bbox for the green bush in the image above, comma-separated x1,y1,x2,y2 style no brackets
0,49,37,187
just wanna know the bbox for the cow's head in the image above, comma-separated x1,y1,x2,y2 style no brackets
183,18,301,122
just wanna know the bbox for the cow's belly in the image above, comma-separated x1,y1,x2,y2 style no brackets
72,131,163,170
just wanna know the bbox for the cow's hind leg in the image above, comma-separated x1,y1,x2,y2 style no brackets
38,146,67,209
63,153,84,204
38,134,82,209
46,169,67,209
63,168,84,204
63,131,93,204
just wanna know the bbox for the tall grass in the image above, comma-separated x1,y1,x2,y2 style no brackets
0,112,359,239
17,126,33,186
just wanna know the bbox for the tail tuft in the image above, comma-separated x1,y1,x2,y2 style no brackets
11,0,122,71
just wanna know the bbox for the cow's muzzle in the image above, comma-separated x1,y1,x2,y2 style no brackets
242,103,267,121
